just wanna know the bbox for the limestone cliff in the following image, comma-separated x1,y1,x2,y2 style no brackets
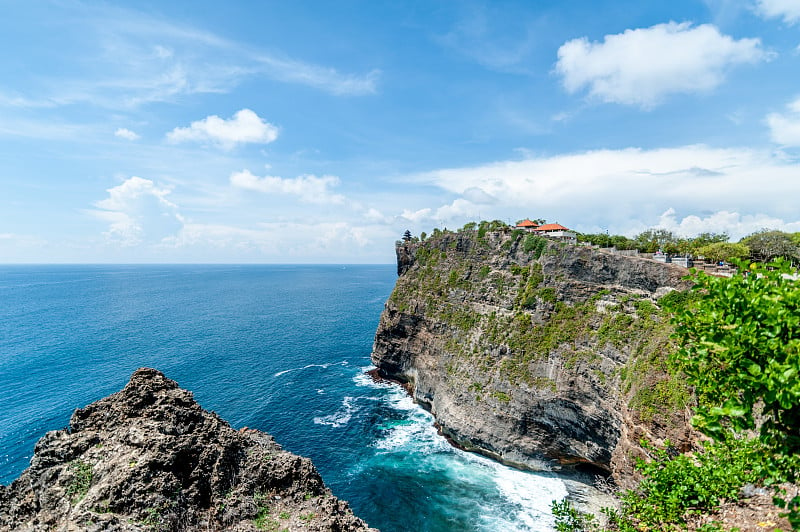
371,229,695,486
0,368,375,532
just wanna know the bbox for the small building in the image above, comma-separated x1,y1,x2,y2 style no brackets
652,251,693,268
670,256,694,268
532,223,577,244
515,219,539,232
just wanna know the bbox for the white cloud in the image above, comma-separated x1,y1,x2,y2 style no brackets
435,198,481,221
756,0,800,24
114,127,140,140
766,96,800,146
230,169,345,204
254,54,379,96
90,176,182,246
413,145,800,238
462,186,497,204
164,220,384,261
2,5,379,110
656,208,800,238
364,207,390,224
167,109,278,149
556,22,767,107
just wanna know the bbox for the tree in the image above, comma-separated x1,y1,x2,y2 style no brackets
634,228,679,253
419,231,427,242
611,235,637,250
690,232,729,253
402,229,412,242
672,260,800,517
696,242,749,263
741,230,799,262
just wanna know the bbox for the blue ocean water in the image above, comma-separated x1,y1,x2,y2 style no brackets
0,265,566,531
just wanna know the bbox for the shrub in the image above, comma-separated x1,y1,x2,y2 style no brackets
606,439,764,530
672,260,800,524
66,460,93,503
523,234,547,258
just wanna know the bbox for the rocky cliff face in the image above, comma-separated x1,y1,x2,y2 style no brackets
0,368,375,532
372,230,695,486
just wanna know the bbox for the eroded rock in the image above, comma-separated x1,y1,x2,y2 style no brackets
0,368,376,531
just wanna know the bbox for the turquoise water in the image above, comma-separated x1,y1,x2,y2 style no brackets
0,265,566,531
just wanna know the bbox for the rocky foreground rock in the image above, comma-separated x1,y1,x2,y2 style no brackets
0,368,376,531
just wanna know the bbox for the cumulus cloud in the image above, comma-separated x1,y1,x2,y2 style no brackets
363,207,391,224
655,208,800,238
167,109,278,149
397,208,432,225
396,200,485,226
462,186,497,204
90,176,182,246
413,145,800,238
114,127,140,140
755,0,800,24
230,169,345,204
556,22,767,107
766,96,800,146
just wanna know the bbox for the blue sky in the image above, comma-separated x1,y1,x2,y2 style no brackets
2,0,800,263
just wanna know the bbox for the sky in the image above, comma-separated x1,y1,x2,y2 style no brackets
2,0,800,263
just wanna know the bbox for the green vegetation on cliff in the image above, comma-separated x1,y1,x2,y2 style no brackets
556,260,800,531
386,224,799,530
389,226,690,424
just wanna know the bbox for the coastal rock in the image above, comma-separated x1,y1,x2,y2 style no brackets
373,232,695,487
0,368,376,531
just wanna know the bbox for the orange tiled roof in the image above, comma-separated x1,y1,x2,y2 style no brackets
533,223,570,232
516,219,538,228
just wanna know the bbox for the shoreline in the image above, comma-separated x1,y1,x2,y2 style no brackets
364,368,619,518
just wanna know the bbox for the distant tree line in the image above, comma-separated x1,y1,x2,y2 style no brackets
405,222,800,265
579,228,800,264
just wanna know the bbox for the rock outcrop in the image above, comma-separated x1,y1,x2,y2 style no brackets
372,230,695,487
0,368,375,532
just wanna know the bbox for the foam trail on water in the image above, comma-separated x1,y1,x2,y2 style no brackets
313,396,358,427
274,360,348,377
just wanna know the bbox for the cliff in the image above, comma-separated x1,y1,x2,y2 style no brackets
0,368,375,532
372,229,695,487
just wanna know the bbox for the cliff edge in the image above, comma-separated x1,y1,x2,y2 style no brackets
372,229,695,487
0,368,375,532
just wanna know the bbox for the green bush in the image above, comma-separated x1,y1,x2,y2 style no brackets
606,439,764,530
552,498,598,531
674,261,800,460
66,460,93,503
523,235,547,258
672,260,800,524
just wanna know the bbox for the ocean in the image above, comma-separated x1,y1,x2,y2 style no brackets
0,264,567,531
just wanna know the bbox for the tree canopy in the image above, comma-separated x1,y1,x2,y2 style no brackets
742,230,800,262
695,242,749,263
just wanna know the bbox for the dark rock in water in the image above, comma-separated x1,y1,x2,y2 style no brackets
0,368,376,531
